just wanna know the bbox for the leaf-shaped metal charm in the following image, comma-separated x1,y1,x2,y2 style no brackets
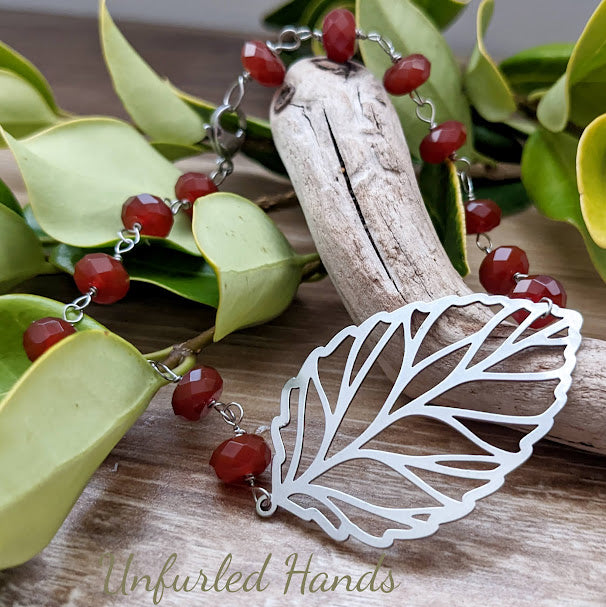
264,293,583,547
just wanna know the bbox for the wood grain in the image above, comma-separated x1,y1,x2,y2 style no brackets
0,11,605,607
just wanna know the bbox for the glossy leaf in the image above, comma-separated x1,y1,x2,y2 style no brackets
49,243,219,307
408,0,470,29
577,113,606,248
521,128,606,282
418,160,468,276
193,192,310,341
500,42,573,97
1,117,199,255
0,327,165,569
537,1,606,132
151,141,208,161
0,69,58,139
100,0,205,145
472,122,524,164
0,176,22,216
0,294,105,399
0,41,59,113
464,0,516,122
357,0,477,161
22,204,56,244
0,205,45,293
474,179,531,216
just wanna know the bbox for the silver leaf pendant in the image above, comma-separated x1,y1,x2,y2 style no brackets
259,294,583,547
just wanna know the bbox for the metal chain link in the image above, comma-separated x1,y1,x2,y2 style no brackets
113,223,141,261
359,30,401,63
168,198,192,215
211,401,246,435
147,360,183,383
476,233,493,254
62,287,97,324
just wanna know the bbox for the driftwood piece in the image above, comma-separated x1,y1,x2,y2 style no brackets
270,58,606,455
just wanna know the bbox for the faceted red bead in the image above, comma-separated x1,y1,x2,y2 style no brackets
384,54,431,95
465,199,502,234
174,172,218,218
509,275,567,329
171,365,223,421
322,8,357,63
419,121,467,164
23,317,76,362
73,253,130,304
121,193,173,237
210,434,272,484
241,40,286,87
479,245,529,295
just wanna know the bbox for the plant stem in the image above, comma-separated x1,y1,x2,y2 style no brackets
154,326,216,369
254,189,298,211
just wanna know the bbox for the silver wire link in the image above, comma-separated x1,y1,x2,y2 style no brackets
147,360,183,383
113,223,141,261
513,272,529,283
410,91,437,129
62,287,97,324
267,26,315,54
362,30,401,63
207,103,247,160
454,157,476,201
211,401,246,435
476,232,493,254
168,198,192,215
211,157,235,186
223,71,250,109
540,297,554,318
249,480,273,517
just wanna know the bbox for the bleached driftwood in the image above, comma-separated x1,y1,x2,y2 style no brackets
270,58,606,455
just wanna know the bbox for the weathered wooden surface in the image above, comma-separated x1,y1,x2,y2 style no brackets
0,10,605,607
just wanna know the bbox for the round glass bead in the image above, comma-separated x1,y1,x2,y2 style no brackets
479,245,529,295
73,253,130,304
22,317,76,362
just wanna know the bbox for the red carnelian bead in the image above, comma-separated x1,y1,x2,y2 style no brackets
322,8,357,63
241,41,286,87
175,172,218,218
384,54,431,95
465,199,502,234
171,365,223,421
210,434,272,484
479,245,529,295
509,275,567,329
419,121,467,164
121,193,173,237
74,253,130,304
23,317,76,362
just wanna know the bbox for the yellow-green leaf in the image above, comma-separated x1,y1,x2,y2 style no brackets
0,326,166,569
0,176,22,216
99,0,205,145
464,0,516,122
521,128,606,282
537,1,606,132
419,159,468,276
0,69,58,139
1,117,199,255
0,204,45,292
357,0,477,161
0,41,59,113
410,0,470,30
577,113,606,248
192,192,310,341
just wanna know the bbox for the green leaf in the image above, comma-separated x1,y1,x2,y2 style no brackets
577,113,606,248
357,0,477,161
472,123,524,164
464,0,516,122
500,42,574,96
99,0,205,145
418,160,469,276
537,1,606,132
0,325,165,568
0,69,58,139
1,117,199,256
49,243,219,307
0,294,106,399
0,176,22,216
150,141,208,161
521,128,606,282
0,41,59,113
192,192,308,340
0,205,45,293
409,0,470,30
474,179,532,215
22,204,57,244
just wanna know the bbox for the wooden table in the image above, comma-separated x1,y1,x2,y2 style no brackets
0,10,605,607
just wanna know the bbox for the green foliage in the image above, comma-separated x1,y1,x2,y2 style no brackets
0,176,22,216
464,0,516,122
0,294,196,568
1,117,199,255
419,160,469,276
49,243,219,307
521,128,606,282
358,0,477,161
537,1,606,132
0,205,45,293
192,192,315,340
